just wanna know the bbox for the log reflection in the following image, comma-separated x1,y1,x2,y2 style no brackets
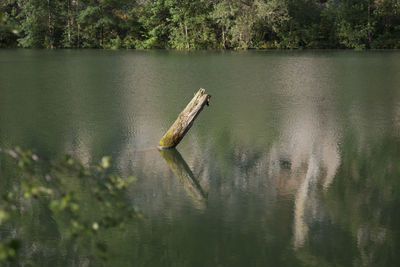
159,148,207,210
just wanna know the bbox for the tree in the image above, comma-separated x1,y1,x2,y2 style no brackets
0,0,398,49
137,0,171,48
372,0,400,48
335,0,375,49
0,0,20,47
253,0,290,48
167,0,215,49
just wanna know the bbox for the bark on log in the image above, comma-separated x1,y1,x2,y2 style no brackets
158,88,211,149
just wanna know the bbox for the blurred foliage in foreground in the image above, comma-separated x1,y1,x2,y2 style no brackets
0,147,137,265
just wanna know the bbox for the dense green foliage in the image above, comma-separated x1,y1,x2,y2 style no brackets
0,147,137,265
0,0,399,49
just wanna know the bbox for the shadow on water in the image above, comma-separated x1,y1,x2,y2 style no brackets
159,148,207,210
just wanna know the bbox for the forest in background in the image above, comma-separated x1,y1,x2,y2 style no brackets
0,0,399,50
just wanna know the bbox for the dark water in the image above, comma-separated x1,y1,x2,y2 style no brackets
1,49,400,266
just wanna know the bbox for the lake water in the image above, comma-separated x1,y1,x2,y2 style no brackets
1,49,400,266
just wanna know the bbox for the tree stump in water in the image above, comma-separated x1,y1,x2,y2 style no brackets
158,88,211,149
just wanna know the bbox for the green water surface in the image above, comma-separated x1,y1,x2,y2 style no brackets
1,49,400,266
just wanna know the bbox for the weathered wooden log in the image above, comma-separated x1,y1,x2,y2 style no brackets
159,148,207,209
158,88,211,149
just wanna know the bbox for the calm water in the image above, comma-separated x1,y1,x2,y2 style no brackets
1,49,400,266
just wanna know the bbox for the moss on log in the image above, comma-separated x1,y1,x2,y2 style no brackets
158,88,211,149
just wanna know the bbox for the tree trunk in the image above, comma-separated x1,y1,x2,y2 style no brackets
77,23,80,47
77,0,80,48
184,12,189,49
222,27,226,49
67,0,71,45
185,24,189,49
367,0,372,47
158,88,211,149
47,0,52,48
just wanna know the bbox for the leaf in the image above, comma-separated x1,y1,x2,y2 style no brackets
101,156,112,169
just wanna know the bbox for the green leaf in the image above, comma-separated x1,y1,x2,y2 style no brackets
101,156,112,169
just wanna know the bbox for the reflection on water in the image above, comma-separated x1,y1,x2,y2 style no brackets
1,50,400,266
271,57,342,248
159,149,207,210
